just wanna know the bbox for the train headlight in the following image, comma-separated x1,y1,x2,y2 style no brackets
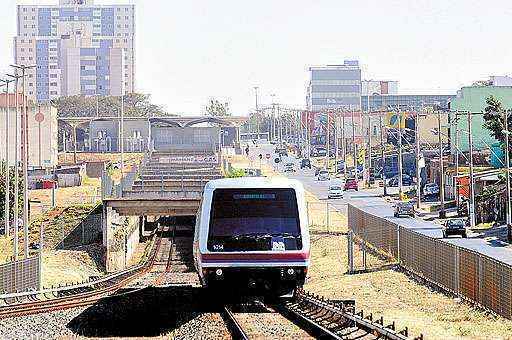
215,268,223,276
287,268,295,275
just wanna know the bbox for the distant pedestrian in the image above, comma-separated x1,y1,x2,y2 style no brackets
245,145,250,156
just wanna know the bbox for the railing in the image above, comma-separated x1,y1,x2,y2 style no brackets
348,203,512,320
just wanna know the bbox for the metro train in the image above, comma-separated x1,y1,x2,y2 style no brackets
193,177,310,297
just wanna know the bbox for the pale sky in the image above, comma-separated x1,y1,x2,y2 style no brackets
1,0,511,116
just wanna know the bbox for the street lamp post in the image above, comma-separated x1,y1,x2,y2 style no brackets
437,110,446,218
7,72,22,260
11,64,35,259
416,111,421,209
254,86,259,140
397,109,404,196
380,114,387,196
503,109,511,238
351,109,357,181
1,79,14,237
468,111,476,228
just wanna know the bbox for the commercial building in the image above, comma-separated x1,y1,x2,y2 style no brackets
14,0,135,102
361,80,398,96
449,85,512,152
0,94,58,167
306,60,362,112
361,94,455,112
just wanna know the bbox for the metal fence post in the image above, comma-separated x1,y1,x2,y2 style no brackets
306,201,310,227
82,221,85,245
326,202,330,233
347,230,354,274
455,246,460,296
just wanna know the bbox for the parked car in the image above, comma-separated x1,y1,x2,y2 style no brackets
443,218,468,238
344,178,358,191
388,174,413,187
300,158,312,169
317,169,330,181
423,183,440,197
315,147,327,157
393,201,415,217
284,162,296,172
328,185,344,199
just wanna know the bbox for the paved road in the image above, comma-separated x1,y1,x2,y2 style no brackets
249,143,512,266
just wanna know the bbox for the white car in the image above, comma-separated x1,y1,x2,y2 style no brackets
317,170,330,181
328,185,344,199
284,162,296,172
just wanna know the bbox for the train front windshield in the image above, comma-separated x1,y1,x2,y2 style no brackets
207,188,302,251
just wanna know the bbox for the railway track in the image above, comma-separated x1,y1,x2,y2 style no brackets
0,228,164,320
222,290,422,340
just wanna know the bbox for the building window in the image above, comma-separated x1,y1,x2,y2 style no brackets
50,91,58,95
21,48,25,52
50,74,58,78
29,83,33,86
24,16,27,20
50,82,57,86
81,66,86,70
23,8,27,12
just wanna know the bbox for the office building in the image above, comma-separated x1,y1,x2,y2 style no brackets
361,94,455,112
361,80,398,96
307,60,362,112
14,0,135,102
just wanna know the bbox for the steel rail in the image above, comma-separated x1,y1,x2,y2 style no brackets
221,305,250,340
0,229,163,319
279,289,422,340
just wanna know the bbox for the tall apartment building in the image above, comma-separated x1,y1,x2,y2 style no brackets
14,0,135,102
306,60,362,112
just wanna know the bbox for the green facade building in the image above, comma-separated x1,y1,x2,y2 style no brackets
449,86,512,152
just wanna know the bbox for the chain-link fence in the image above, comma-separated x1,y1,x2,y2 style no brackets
0,256,40,294
306,201,347,234
348,203,512,320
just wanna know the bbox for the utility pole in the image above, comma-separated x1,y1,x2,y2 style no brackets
380,114,387,196
341,112,347,177
397,109,404,196
254,86,259,140
437,110,446,218
1,79,14,237
334,112,338,171
415,111,421,209
7,72,21,260
326,111,330,169
120,90,125,179
503,109,511,239
455,112,460,208
12,64,36,259
468,111,476,228
351,109,357,181
367,112,372,188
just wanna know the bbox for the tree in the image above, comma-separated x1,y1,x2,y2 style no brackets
484,95,511,159
51,93,169,118
0,162,24,224
205,99,230,117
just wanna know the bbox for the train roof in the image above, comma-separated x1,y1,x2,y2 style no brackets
204,177,304,191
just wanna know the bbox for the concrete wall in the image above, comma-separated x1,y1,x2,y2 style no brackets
104,205,141,272
0,94,58,167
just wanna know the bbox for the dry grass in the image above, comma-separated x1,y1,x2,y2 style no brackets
41,244,105,288
306,227,512,339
